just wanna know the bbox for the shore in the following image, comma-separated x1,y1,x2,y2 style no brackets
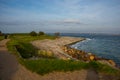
31,36,117,68
31,37,85,60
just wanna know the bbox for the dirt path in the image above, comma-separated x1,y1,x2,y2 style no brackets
86,69,99,80
0,39,99,80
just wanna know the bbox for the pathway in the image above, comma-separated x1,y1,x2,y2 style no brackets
0,39,18,80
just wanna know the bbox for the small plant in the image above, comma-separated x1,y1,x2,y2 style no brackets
37,50,54,58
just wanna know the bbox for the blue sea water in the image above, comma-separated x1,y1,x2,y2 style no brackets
58,33,120,66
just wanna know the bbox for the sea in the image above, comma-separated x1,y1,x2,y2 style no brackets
49,33,120,66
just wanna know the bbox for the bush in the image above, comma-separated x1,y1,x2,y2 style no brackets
0,31,3,36
29,31,37,36
15,42,37,59
37,50,54,58
38,31,45,36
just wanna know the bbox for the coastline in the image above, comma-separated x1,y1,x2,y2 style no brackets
31,36,117,68
63,37,119,69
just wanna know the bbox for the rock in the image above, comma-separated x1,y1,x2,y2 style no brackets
90,55,95,61
108,60,116,66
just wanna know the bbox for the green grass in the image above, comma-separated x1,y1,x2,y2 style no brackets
9,34,55,42
22,59,119,75
7,34,120,76
22,59,88,75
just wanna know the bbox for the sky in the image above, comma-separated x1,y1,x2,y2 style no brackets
0,0,120,34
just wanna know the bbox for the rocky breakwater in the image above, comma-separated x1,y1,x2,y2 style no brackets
62,43,117,68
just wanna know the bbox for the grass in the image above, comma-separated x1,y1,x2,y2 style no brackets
22,59,88,75
22,59,119,75
7,33,120,75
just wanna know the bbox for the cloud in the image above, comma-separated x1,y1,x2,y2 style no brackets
0,0,120,33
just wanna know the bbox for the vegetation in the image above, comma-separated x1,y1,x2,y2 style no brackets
37,50,55,58
7,33,55,57
38,31,45,36
23,59,88,75
23,60,119,75
29,31,37,36
6,33,120,76
29,31,45,36
0,31,2,36
15,42,37,58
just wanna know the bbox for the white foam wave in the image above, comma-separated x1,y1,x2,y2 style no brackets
86,38,92,41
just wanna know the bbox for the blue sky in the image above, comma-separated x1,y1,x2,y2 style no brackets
0,0,120,34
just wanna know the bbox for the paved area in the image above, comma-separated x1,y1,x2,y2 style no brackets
0,39,18,80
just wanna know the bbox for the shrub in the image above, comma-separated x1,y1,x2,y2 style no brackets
15,42,37,59
29,31,37,36
38,31,45,36
37,50,54,58
0,31,3,36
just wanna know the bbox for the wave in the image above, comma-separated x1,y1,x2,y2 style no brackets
86,38,92,41
71,38,92,48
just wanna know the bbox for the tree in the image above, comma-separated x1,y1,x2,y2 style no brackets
38,31,45,36
0,31,2,36
54,32,60,38
29,31,37,36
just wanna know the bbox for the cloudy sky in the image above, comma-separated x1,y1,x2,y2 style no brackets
0,0,120,34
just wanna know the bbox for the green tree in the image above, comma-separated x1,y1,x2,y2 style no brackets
29,31,37,36
0,31,2,36
38,31,45,36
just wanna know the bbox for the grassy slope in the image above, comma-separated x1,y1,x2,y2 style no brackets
7,34,120,75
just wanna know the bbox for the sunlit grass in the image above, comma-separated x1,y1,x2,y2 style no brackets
22,59,88,75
